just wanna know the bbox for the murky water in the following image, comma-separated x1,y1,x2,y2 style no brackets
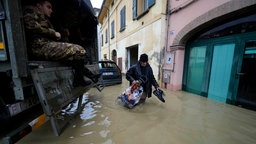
18,79,256,144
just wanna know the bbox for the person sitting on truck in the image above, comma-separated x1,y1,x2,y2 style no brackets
23,0,100,86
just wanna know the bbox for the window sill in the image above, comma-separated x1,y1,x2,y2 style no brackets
119,27,125,32
136,9,149,20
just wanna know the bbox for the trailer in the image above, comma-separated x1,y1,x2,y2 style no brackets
0,0,101,143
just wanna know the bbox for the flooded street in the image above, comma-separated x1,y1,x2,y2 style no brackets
18,78,256,144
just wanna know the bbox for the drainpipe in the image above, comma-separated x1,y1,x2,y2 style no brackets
107,8,110,60
162,0,171,88
160,0,170,81
103,6,111,60
165,0,170,52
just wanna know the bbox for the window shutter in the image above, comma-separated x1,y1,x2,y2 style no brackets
120,8,123,29
124,6,126,27
132,0,137,20
105,29,108,43
148,0,155,8
101,34,103,46
120,6,126,29
111,20,115,38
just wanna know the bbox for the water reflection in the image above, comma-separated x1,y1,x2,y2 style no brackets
80,100,97,121
18,80,256,144
82,121,95,127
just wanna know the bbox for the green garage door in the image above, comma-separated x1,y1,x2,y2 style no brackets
208,43,235,102
186,46,206,94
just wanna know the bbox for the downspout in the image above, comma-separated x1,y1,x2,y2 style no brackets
159,0,170,81
161,0,171,88
107,8,110,60
165,0,170,52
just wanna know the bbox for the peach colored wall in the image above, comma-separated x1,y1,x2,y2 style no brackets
164,0,256,91
169,50,184,90
168,0,229,46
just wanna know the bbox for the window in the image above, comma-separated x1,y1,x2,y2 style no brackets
104,54,107,60
111,0,114,7
132,0,137,20
111,20,115,38
105,29,108,43
244,40,256,58
198,14,256,40
120,6,126,31
143,0,149,10
133,0,155,20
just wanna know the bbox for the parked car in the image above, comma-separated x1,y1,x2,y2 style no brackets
98,61,122,86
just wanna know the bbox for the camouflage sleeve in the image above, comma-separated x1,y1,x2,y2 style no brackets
23,8,56,39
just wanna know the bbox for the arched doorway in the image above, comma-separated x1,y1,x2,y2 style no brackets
183,14,256,110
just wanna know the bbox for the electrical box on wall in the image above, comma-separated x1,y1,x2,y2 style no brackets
163,70,170,83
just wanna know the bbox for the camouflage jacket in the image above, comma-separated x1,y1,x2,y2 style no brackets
23,6,57,49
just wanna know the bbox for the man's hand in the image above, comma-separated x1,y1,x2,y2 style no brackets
55,32,61,40
132,80,139,85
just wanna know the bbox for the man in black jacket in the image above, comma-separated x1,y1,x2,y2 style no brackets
126,53,161,104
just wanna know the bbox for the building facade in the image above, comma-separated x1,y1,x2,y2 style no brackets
164,0,256,109
98,0,256,109
98,0,167,81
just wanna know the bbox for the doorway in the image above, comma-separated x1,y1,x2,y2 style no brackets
112,50,117,63
184,33,256,110
236,40,256,110
127,45,138,69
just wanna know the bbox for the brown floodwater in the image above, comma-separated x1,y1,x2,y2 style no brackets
17,79,256,144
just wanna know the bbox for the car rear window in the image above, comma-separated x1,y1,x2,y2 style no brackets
99,62,118,69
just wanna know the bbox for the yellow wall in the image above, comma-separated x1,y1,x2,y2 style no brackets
99,0,167,82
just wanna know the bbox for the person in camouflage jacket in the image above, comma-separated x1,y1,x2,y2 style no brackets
23,0,101,87
23,0,85,60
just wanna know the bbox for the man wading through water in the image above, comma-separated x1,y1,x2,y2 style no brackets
126,53,164,105
23,0,100,86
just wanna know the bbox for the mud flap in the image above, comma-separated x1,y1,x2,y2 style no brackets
30,66,89,136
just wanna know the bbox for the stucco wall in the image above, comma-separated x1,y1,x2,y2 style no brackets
169,0,229,45
164,0,256,91
99,0,167,82
116,19,163,77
